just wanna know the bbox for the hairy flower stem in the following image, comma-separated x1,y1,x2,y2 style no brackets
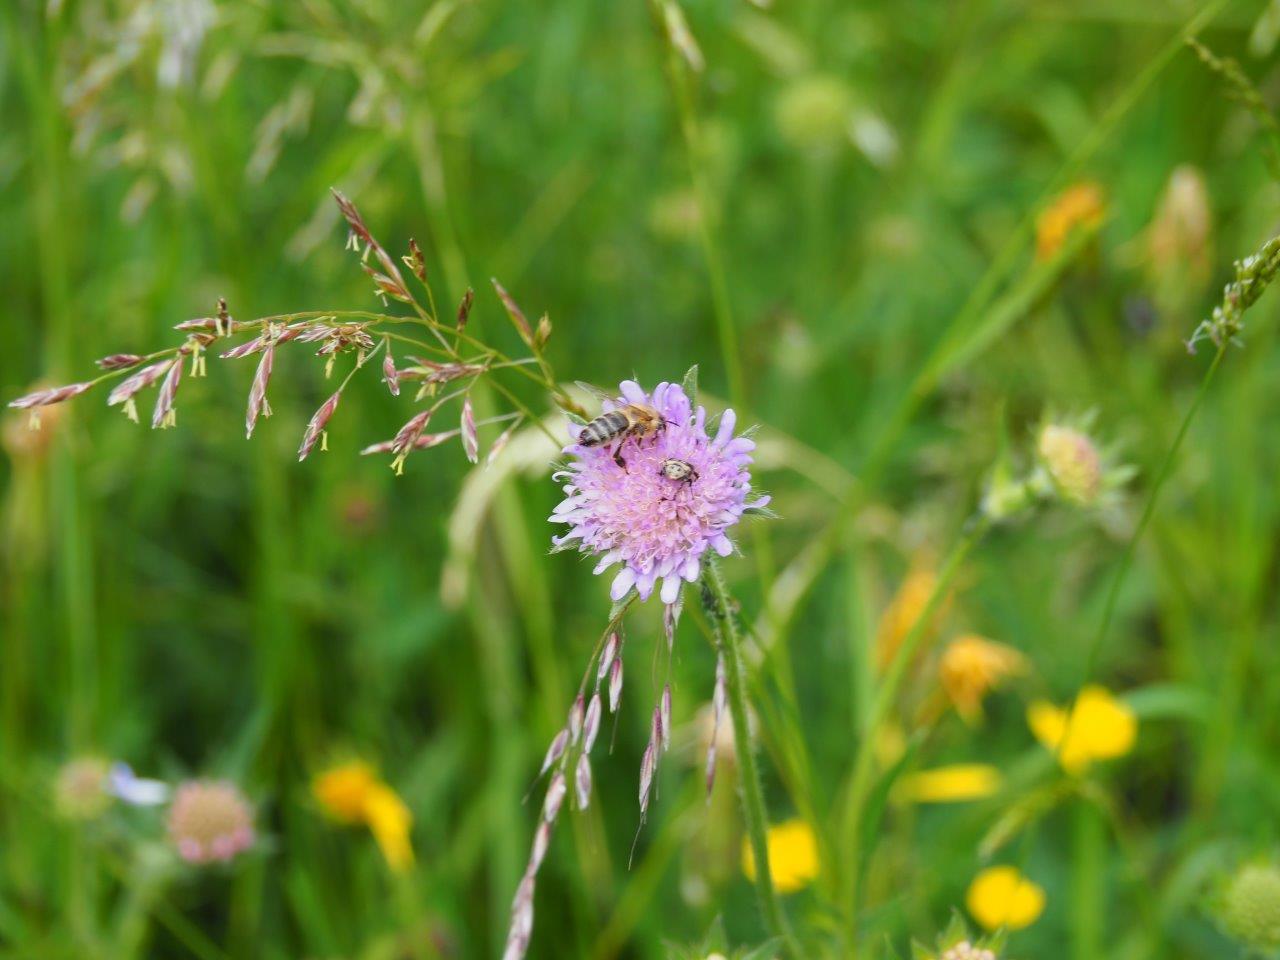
702,559,799,955
839,513,991,944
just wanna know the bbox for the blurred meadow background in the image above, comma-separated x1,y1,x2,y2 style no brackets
5,0,1280,957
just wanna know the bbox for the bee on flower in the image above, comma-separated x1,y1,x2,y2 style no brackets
551,377,769,608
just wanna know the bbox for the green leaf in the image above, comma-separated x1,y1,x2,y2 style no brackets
681,364,699,405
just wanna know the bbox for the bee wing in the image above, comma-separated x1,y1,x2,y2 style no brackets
574,381,620,409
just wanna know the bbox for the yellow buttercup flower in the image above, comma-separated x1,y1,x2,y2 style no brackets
1035,181,1105,261
364,783,415,873
940,635,1028,723
313,761,414,872
897,764,1002,804
741,819,819,894
876,560,947,671
966,865,1045,931
1027,684,1136,774
313,761,379,823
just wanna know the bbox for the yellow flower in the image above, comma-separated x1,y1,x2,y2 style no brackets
966,865,1045,931
313,761,379,823
741,819,819,894
1027,684,1136,774
876,560,947,671
365,783,415,873
897,764,1002,804
313,761,414,872
940,635,1028,723
1035,182,1105,261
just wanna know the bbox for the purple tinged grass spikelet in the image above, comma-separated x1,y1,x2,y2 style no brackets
568,694,585,745
8,381,94,413
298,391,341,461
456,287,474,331
461,396,478,463
638,742,656,815
382,342,399,396
491,278,534,346
608,657,624,713
543,773,567,822
550,380,767,606
583,694,602,753
574,755,592,810
486,418,520,467
245,342,275,437
152,352,184,429
540,729,569,775
108,359,176,423
95,353,144,371
599,633,619,680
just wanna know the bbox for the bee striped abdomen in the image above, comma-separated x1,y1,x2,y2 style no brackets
580,410,631,446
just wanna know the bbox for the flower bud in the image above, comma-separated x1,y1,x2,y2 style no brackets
1037,423,1102,506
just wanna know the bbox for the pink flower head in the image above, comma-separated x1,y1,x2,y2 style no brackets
551,379,768,605
167,779,255,865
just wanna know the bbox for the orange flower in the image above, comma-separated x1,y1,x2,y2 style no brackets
939,635,1028,723
313,761,415,872
1035,182,1105,260
875,560,948,671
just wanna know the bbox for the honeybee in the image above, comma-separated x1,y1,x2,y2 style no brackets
575,382,665,467
659,458,698,483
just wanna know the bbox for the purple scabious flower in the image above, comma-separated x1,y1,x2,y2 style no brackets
550,379,768,605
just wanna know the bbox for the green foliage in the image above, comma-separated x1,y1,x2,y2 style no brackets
4,0,1280,958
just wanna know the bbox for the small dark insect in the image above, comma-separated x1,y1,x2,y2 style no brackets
659,458,698,483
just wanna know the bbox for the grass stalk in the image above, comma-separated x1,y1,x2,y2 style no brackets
702,558,798,954
839,514,991,941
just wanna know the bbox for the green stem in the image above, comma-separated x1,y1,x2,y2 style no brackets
1082,345,1225,680
702,559,798,954
840,514,991,938
655,5,747,412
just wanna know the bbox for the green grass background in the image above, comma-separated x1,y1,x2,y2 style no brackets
3,0,1280,957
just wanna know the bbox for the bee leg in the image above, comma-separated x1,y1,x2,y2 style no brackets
613,444,628,470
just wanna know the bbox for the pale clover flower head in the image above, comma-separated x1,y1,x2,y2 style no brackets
1034,412,1133,510
551,376,769,606
167,779,256,865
